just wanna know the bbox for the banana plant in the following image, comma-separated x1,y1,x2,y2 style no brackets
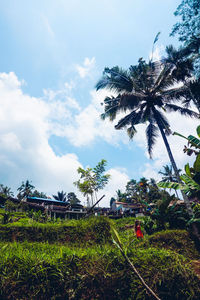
173,125,200,156
158,125,200,195
157,173,200,195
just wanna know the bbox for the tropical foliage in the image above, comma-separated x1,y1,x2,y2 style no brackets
96,46,200,221
17,180,35,200
96,56,199,157
53,191,67,202
171,0,200,77
159,164,181,183
111,177,171,208
0,184,14,198
158,126,200,198
66,192,80,205
74,159,110,207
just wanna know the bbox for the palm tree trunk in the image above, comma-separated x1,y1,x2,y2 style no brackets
153,110,194,217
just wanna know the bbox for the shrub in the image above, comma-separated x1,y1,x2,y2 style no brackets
0,216,111,244
144,229,200,260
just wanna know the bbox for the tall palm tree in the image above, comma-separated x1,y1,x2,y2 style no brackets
159,164,181,182
53,191,67,202
0,184,14,197
96,57,199,217
164,45,200,111
159,164,181,197
17,180,35,200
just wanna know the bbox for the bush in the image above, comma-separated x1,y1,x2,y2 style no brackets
144,229,200,260
4,200,19,212
0,216,112,244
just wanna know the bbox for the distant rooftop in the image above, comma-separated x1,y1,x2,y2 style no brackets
27,196,68,204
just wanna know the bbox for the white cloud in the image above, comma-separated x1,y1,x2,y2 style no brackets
0,71,198,206
66,97,81,110
0,72,82,197
76,57,96,78
51,88,129,147
0,133,21,151
138,112,199,180
0,72,130,207
100,167,130,207
64,81,75,91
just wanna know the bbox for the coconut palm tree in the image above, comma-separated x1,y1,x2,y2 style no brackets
53,191,67,202
159,164,181,197
17,180,35,200
164,45,200,111
96,56,199,218
0,184,14,197
159,164,181,182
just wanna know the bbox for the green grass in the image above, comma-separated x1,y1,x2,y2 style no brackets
0,240,199,299
143,229,200,260
0,216,112,245
0,212,200,299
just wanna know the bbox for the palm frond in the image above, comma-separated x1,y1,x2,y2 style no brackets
157,181,182,190
146,121,159,158
165,45,194,77
165,104,199,118
127,126,137,139
153,64,174,93
96,66,133,92
162,85,190,102
115,111,136,129
153,109,170,130
119,93,144,111
115,110,144,130
101,96,121,121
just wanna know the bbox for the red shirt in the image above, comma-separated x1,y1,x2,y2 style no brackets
136,225,143,238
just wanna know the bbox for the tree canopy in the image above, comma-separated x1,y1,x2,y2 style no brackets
171,0,200,77
74,159,110,207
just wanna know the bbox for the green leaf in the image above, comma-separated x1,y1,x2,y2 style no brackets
188,135,200,148
194,154,200,173
157,181,182,190
180,174,200,190
185,163,192,177
173,132,188,140
111,226,123,249
153,32,161,44
173,131,200,149
196,126,200,138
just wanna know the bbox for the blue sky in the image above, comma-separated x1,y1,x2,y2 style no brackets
0,0,198,206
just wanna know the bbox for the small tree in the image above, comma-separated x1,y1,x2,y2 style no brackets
74,159,110,207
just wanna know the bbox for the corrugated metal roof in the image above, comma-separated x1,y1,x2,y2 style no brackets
27,197,67,204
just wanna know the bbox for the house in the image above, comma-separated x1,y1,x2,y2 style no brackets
93,207,110,216
23,197,86,219
111,201,144,217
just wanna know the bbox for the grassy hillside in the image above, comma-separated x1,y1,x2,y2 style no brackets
0,212,200,299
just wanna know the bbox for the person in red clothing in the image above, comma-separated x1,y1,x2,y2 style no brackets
135,220,143,238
